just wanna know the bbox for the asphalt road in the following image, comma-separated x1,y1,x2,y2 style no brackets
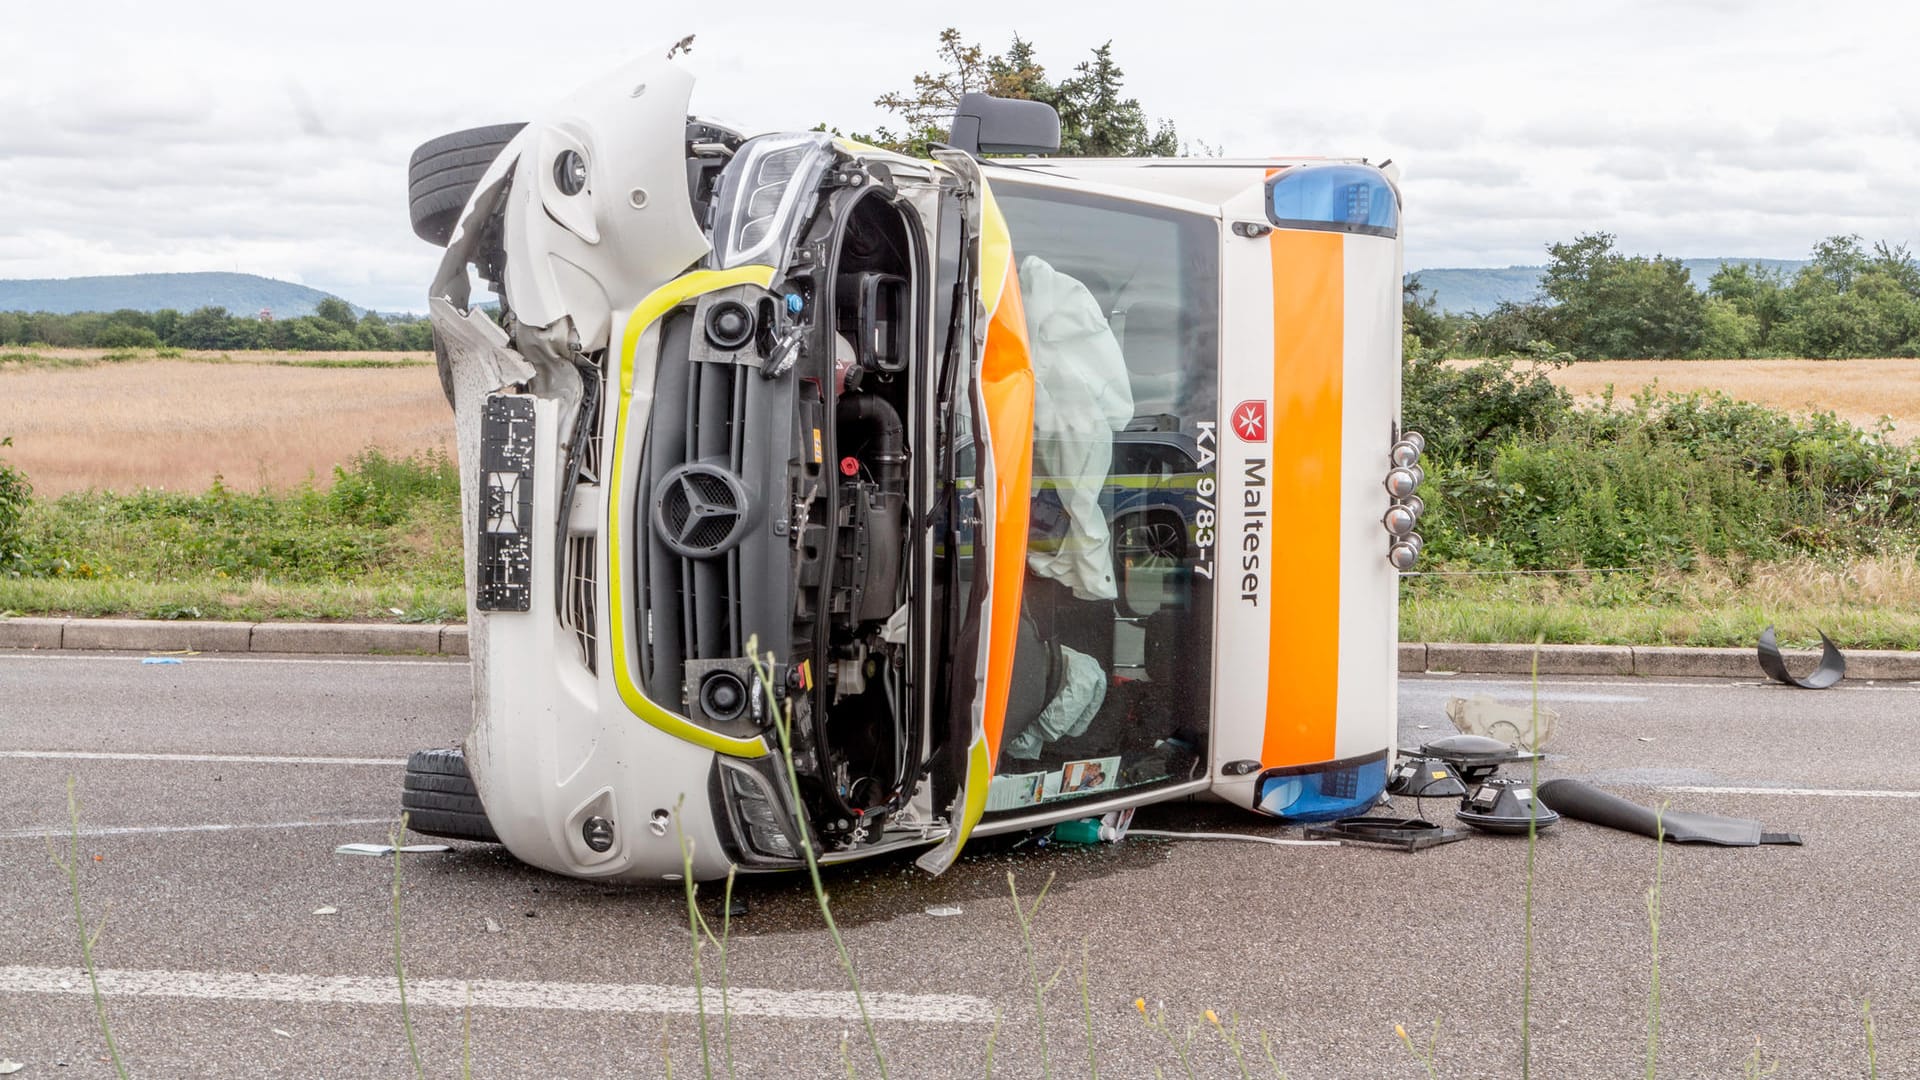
3,652,1917,1078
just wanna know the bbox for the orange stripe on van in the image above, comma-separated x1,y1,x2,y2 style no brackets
1262,230,1343,768
978,248,1035,763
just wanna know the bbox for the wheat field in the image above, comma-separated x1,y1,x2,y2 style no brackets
4,352,1917,494
0,352,452,494
1545,357,1920,442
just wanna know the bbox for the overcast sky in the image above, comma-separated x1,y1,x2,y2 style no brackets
5,0,1916,313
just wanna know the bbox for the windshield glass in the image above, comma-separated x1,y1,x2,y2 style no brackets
981,181,1220,815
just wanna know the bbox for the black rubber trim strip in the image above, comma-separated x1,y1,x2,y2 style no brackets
1537,778,1804,846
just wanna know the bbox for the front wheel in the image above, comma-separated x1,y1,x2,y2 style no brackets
401,747,499,843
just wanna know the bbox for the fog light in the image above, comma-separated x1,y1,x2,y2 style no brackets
705,300,755,350
699,671,749,723
1385,467,1420,499
1404,430,1426,455
1401,493,1425,518
1390,439,1422,468
1383,505,1417,537
582,816,615,852
554,150,588,196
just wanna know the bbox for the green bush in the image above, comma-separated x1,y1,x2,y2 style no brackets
0,438,31,572
19,449,460,587
1417,384,1920,571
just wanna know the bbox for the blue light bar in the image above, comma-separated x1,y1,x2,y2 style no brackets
1265,165,1399,238
1253,754,1389,822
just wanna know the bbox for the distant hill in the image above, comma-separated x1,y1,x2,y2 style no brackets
1409,258,1809,315
0,272,362,318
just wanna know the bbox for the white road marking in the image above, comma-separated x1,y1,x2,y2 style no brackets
0,965,994,1024
0,818,396,840
1411,675,1920,694
0,750,405,767
1664,785,1920,799
0,652,463,667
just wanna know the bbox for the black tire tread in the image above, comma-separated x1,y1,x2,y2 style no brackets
407,123,525,247
401,746,498,843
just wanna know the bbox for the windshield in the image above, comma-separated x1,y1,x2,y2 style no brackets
980,181,1220,815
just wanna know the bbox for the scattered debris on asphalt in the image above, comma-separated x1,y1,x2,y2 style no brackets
312,906,338,916
1304,817,1465,851
1446,694,1557,749
139,657,183,666
271,1029,292,1039
334,842,452,857
1455,777,1559,834
1758,625,1846,689
1537,778,1804,846
925,905,963,918
485,918,502,933
0,1058,22,1074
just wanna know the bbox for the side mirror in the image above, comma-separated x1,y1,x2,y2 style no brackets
947,93,1060,157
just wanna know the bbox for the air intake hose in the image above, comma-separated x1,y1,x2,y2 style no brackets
836,393,906,490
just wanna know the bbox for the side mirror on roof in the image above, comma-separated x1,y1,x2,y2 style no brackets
946,93,1060,157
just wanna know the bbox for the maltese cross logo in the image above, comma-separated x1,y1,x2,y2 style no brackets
1231,400,1268,442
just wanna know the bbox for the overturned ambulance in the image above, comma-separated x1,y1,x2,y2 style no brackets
404,51,1422,881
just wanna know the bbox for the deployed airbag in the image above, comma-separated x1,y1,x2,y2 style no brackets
1536,779,1803,846
1004,643,1107,760
1018,255,1134,601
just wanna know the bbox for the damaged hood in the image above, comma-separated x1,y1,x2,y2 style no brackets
429,51,711,358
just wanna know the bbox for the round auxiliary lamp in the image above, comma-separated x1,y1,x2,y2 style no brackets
1454,776,1560,834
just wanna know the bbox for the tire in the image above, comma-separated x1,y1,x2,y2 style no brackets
402,747,500,843
408,123,526,247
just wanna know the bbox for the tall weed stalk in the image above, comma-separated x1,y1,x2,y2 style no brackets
1645,804,1667,1080
748,639,888,1078
47,778,130,1079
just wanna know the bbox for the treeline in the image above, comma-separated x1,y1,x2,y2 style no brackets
0,297,432,352
1410,232,1920,360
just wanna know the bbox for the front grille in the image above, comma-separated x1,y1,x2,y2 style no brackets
560,534,598,673
557,359,607,673
639,311,746,705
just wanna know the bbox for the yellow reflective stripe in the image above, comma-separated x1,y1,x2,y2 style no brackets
979,181,1013,318
607,265,777,758
943,737,995,861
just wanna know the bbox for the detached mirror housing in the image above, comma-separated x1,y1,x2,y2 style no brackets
947,93,1061,157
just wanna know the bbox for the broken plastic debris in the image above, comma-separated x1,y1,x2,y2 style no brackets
1637,736,1655,743
924,905,963,918
485,918,502,933
334,842,452,857
140,657,183,666
389,607,406,616
0,1059,21,1074
271,1029,292,1039
312,906,338,916
1446,694,1556,750
1757,625,1846,689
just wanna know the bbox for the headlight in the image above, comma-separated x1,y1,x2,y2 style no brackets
1390,439,1422,469
709,133,835,270
1385,467,1421,499
722,762,796,859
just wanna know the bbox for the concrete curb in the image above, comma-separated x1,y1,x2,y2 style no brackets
0,617,461,656
4,618,1919,678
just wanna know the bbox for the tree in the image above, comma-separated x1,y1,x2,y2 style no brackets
314,297,357,328
1538,232,1706,359
866,30,1180,158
